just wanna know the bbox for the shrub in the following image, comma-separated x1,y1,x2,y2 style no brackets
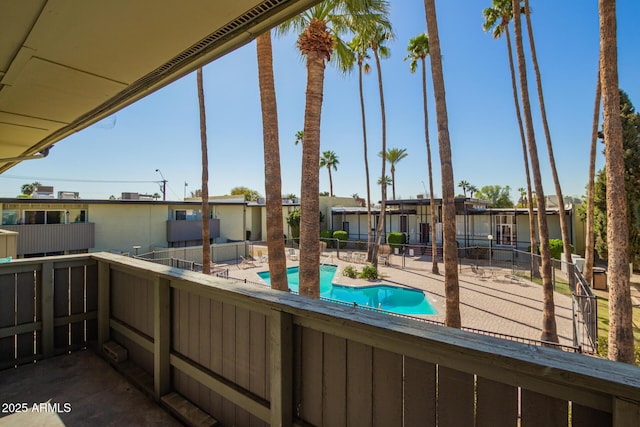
320,229,334,248
355,240,367,250
333,230,348,248
286,209,300,238
359,264,378,280
548,239,574,260
387,232,406,250
343,265,358,278
531,240,575,260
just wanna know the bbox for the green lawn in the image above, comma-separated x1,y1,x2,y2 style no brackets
592,289,640,342
517,269,640,362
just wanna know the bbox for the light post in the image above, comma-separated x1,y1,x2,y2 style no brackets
132,245,140,257
184,181,188,200
155,169,167,201
487,234,493,266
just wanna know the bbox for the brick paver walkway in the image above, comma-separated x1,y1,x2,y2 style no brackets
220,251,576,348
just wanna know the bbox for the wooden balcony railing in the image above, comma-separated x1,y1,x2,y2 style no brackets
1,253,639,426
1,222,95,255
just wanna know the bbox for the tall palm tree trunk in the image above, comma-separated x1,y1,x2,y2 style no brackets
327,167,334,197
599,0,633,363
505,25,539,274
372,47,387,267
358,61,374,260
424,0,461,328
584,71,601,287
523,0,572,265
298,20,330,298
197,68,211,275
512,0,557,343
391,165,396,200
420,55,439,275
356,61,374,260
256,32,288,292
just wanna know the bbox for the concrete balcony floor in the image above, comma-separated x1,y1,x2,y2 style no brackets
0,351,180,426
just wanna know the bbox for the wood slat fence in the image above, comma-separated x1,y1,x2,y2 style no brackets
0,256,97,370
1,253,639,426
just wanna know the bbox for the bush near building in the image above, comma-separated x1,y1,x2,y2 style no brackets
333,230,348,248
387,232,406,250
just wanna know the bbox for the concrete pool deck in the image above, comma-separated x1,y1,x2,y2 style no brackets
220,252,576,348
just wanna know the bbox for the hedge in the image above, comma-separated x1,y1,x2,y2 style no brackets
333,230,348,248
387,232,406,250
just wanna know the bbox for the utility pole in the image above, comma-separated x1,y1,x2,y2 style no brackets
155,169,167,201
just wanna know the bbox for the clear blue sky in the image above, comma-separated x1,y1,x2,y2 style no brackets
2,0,639,202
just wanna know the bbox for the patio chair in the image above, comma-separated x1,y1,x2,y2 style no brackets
378,244,391,266
287,248,298,261
239,256,257,269
471,264,487,279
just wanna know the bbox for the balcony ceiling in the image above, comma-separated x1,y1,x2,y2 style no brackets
0,0,319,173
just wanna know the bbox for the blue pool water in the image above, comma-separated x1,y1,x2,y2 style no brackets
257,266,437,315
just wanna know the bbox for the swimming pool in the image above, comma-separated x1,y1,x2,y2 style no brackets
257,266,437,316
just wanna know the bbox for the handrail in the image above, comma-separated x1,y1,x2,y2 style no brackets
93,254,639,402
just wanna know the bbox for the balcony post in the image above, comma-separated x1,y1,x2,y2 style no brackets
41,261,54,357
97,261,110,348
613,397,640,427
154,277,171,400
270,309,293,426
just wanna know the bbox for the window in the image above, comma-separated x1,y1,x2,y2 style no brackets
25,211,45,224
68,209,86,223
174,209,201,220
342,221,349,234
24,210,65,225
495,214,516,246
1,210,19,225
47,211,62,224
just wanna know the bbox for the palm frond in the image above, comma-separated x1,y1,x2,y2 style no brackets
405,33,429,73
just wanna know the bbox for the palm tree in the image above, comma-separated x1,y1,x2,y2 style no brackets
368,24,393,267
523,0,572,265
377,175,392,187
583,72,600,287
423,0,461,328
512,0,557,343
319,150,339,197
599,0,633,363
406,32,439,274
294,130,304,145
457,180,469,197
468,184,478,198
277,0,390,298
347,31,374,261
196,67,211,275
516,187,527,207
256,31,288,292
380,148,408,200
483,0,538,262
